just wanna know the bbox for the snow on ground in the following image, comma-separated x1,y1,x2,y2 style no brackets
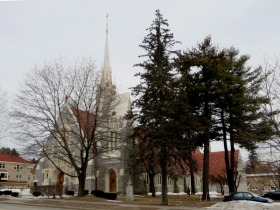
148,191,222,197
196,191,222,198
146,192,280,210
209,201,280,210
22,189,31,195
148,192,188,196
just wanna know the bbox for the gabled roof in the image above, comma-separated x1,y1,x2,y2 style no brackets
193,150,240,176
70,107,96,140
0,154,33,164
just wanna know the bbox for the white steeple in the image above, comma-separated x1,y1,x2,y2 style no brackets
101,14,112,86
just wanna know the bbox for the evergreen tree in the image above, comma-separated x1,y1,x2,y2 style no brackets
213,47,272,193
178,36,225,200
245,150,259,174
179,37,273,196
132,10,179,205
0,147,20,156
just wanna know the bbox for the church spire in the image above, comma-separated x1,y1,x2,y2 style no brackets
103,14,110,69
101,14,112,86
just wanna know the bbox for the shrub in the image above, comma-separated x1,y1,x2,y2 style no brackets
33,191,42,197
104,192,117,200
91,190,117,200
3,190,12,195
91,190,104,197
66,190,75,196
11,192,19,197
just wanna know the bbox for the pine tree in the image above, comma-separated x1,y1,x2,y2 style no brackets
245,150,259,174
132,10,179,205
213,47,272,193
178,36,225,200
0,147,20,156
179,37,273,196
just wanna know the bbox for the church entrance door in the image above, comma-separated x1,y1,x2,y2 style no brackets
109,170,116,192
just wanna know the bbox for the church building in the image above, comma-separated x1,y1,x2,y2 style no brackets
35,17,131,194
34,18,247,196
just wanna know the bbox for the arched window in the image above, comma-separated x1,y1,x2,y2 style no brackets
59,124,71,141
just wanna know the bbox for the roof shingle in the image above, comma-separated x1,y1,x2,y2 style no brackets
0,154,32,164
193,150,240,176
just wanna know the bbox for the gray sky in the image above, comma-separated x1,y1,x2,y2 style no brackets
0,0,279,153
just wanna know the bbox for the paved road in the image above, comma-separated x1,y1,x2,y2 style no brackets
0,203,68,210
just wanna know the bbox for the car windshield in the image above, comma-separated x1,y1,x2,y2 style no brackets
250,192,259,197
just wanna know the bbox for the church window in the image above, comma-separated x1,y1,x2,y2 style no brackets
65,130,70,140
115,133,118,148
155,174,162,185
110,131,118,150
143,173,150,185
110,132,114,150
168,176,173,185
178,177,183,185
59,124,71,141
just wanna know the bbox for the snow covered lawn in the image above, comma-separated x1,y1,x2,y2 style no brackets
209,200,280,210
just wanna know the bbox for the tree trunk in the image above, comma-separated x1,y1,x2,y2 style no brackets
183,176,187,193
220,184,224,195
174,177,179,193
221,108,234,194
95,175,98,190
202,91,210,201
161,146,168,205
202,131,210,201
77,172,86,197
229,121,236,192
148,172,156,197
190,165,196,194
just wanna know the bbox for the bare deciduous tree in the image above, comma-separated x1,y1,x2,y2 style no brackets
247,152,280,190
209,174,227,195
0,87,9,140
258,159,280,189
11,58,125,196
261,58,280,152
251,58,280,190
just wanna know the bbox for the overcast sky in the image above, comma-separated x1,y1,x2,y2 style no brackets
1,0,279,154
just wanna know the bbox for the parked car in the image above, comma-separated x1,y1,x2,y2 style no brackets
223,192,273,203
262,190,280,200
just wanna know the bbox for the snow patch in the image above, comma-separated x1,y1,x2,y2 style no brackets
209,201,280,210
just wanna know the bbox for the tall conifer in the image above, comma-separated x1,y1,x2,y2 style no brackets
179,37,272,196
132,10,179,205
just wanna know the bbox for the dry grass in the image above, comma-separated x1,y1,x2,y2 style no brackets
23,194,223,209
66,194,222,207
